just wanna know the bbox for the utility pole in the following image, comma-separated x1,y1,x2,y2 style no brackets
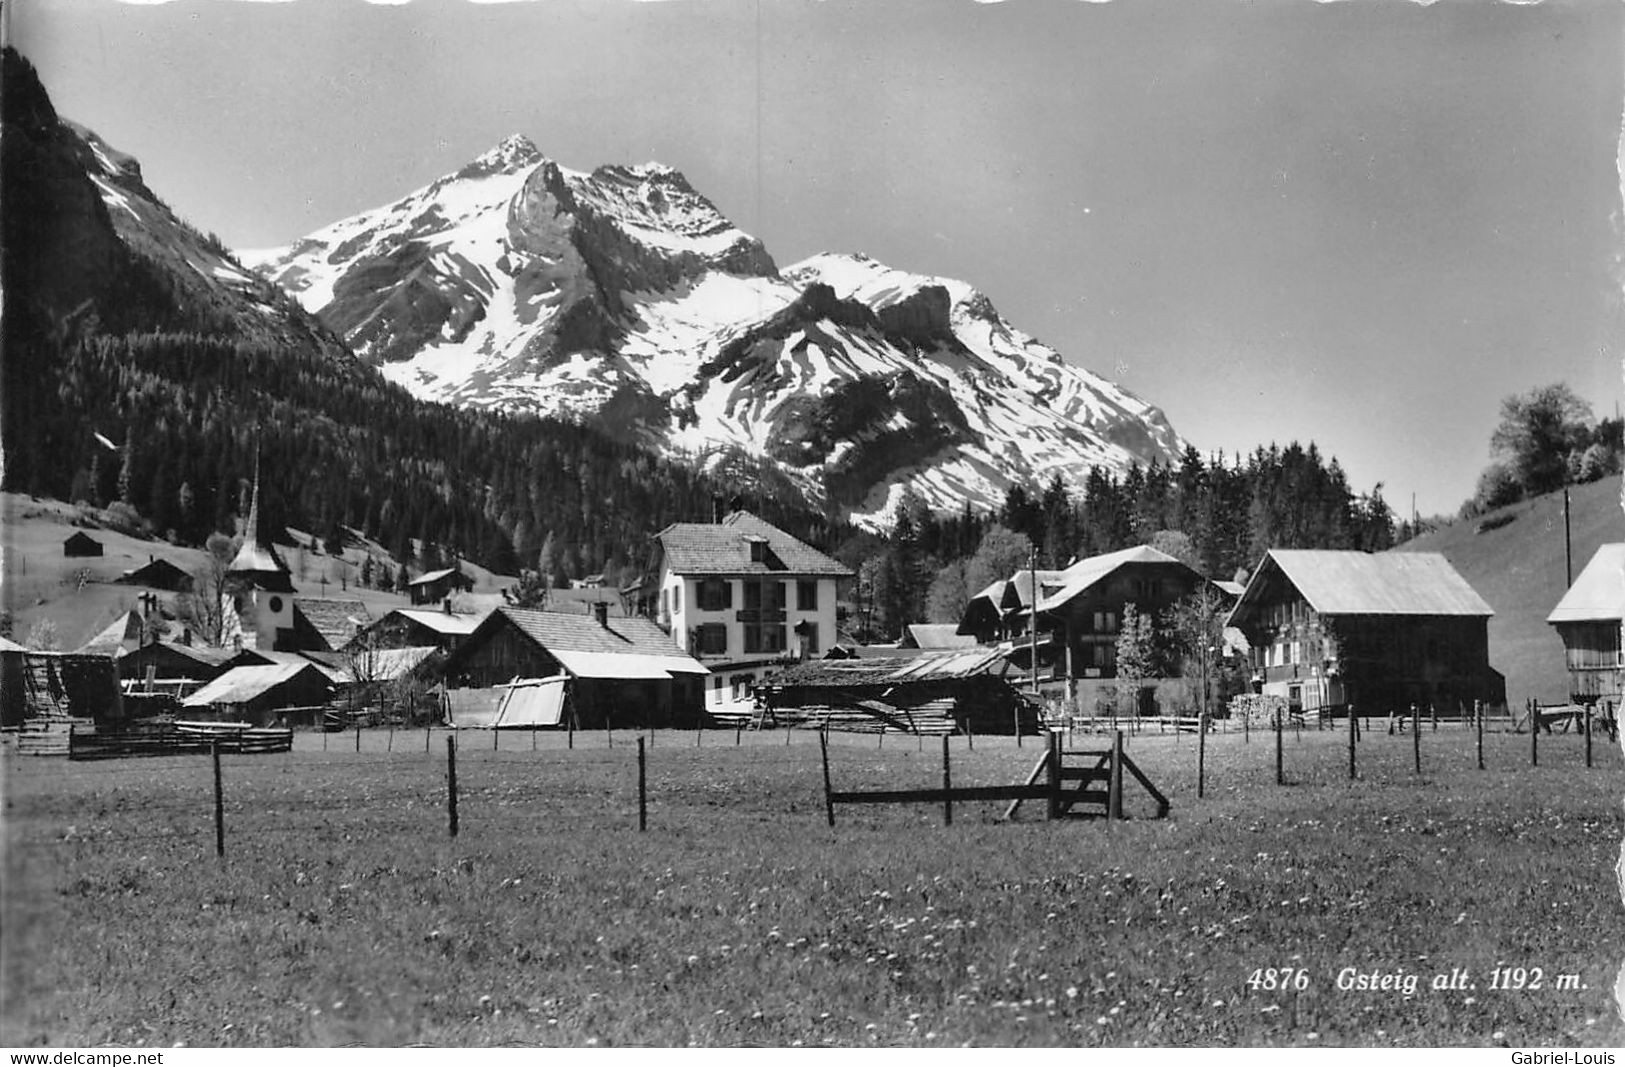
1563,487,1573,589
1028,546,1039,693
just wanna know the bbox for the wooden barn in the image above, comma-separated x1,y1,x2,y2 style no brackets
115,556,193,592
1227,549,1505,718
444,606,708,729
181,661,335,724
9,651,125,725
345,607,485,654
1,636,27,728
408,566,476,606
1546,543,1625,707
117,640,234,693
761,647,1040,734
62,531,103,558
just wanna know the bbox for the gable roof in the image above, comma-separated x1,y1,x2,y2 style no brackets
181,662,331,708
63,531,102,548
901,624,979,650
124,640,235,669
76,612,143,656
292,597,371,651
1232,550,1493,622
1033,544,1196,614
388,608,487,635
1547,543,1625,625
657,510,851,577
116,557,192,586
409,567,472,588
473,607,707,680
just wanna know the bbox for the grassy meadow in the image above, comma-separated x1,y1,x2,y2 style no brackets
4,720,1623,1048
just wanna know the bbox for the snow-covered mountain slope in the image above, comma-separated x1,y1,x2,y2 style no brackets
244,135,1185,524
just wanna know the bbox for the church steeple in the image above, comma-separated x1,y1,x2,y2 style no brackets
227,448,293,592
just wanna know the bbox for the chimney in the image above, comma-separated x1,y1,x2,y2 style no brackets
594,601,609,628
443,597,452,614
711,496,724,524
181,627,191,646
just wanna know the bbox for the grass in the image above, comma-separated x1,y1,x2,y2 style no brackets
4,721,1623,1048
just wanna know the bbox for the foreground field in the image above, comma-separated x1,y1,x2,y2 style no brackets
3,723,1623,1047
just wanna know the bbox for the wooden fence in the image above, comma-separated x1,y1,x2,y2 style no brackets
819,729,1169,827
68,721,294,760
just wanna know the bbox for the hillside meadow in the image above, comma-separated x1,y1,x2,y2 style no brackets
3,722,1622,1047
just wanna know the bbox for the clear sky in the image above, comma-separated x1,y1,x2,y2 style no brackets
12,0,1624,520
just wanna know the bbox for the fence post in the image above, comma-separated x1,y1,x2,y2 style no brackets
1046,729,1061,821
967,719,974,751
426,725,432,754
696,723,702,748
1412,704,1421,775
1014,701,1022,748
1530,701,1538,767
212,740,225,859
878,726,884,749
1109,729,1124,821
1585,704,1593,768
820,727,835,828
568,715,574,750
1348,708,1357,780
736,721,743,747
1275,709,1284,786
356,725,361,753
637,737,647,832
1431,703,1437,732
388,725,394,753
1476,700,1484,771
1197,703,1208,799
942,735,953,827
446,735,459,839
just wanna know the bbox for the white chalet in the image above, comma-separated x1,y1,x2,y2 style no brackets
653,510,852,708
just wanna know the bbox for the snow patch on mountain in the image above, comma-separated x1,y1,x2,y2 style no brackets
244,135,1188,526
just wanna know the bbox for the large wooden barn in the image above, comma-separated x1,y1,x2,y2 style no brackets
761,647,1040,734
1227,549,1504,718
443,606,709,728
1546,543,1624,708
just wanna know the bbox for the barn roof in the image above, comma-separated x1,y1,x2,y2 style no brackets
292,597,371,650
408,567,471,587
395,608,486,632
126,640,234,668
181,662,330,707
656,511,851,577
76,612,142,656
1231,550,1493,622
336,645,440,682
771,646,1011,687
901,624,978,650
0,635,27,653
1547,543,1625,625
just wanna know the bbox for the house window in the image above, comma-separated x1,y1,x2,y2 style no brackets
747,537,768,564
802,623,820,655
697,624,728,656
672,584,681,614
660,588,669,622
745,623,787,654
1092,611,1117,633
698,578,731,611
744,580,786,611
1290,640,1301,665
797,579,819,611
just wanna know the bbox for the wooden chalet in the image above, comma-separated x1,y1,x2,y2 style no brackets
1546,543,1624,708
444,606,709,728
1227,549,1504,718
344,607,486,653
761,648,1040,734
899,624,978,651
115,556,193,592
62,531,103,558
408,566,476,606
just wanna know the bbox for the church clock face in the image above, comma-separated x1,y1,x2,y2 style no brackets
268,596,284,613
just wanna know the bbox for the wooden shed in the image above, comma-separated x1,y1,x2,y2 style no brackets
63,531,103,558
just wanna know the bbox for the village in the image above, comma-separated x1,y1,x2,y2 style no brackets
6,462,1617,758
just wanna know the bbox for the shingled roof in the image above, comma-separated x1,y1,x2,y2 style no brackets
657,511,851,577
472,608,707,678
292,597,371,651
1033,545,1191,614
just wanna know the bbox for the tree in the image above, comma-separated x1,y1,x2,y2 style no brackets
178,531,236,646
1490,384,1592,499
1148,529,1202,572
924,558,972,624
964,524,1034,597
24,618,59,651
504,569,551,610
1114,602,1157,718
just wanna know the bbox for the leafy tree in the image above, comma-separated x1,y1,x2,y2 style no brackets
1148,529,1202,571
924,558,972,624
964,524,1034,597
24,618,59,651
1113,602,1157,717
1490,383,1592,499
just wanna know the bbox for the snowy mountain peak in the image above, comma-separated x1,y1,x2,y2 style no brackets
247,143,1186,526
